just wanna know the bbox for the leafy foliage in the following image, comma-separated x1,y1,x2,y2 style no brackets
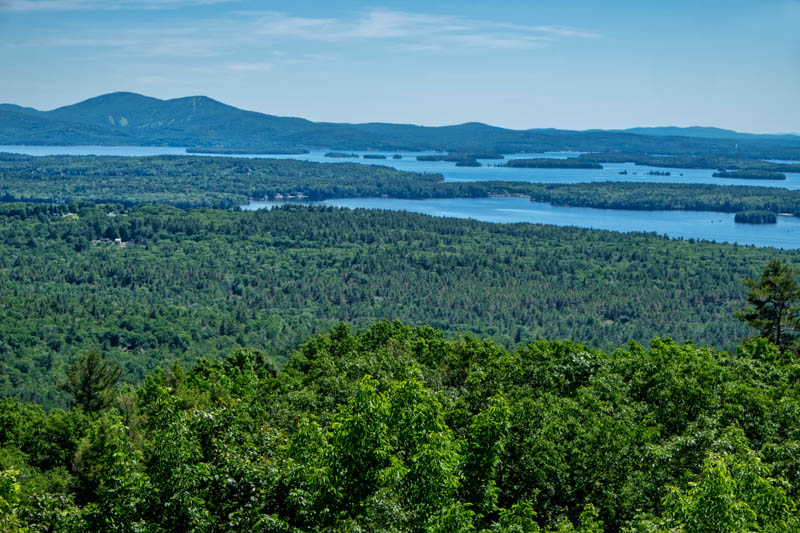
1,203,793,406
3,321,800,531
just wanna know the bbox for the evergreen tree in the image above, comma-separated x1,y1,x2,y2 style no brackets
735,259,800,353
61,351,121,412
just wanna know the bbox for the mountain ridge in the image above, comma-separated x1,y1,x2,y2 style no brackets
2,92,800,156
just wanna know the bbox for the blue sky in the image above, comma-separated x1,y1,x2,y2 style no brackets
0,0,798,132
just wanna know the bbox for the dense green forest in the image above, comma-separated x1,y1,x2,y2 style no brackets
416,153,503,162
185,148,310,155
713,170,786,180
504,158,603,169
2,202,795,408
577,152,800,173
522,182,800,216
2,154,800,218
3,146,800,530
416,155,482,167
0,154,445,208
734,211,778,224
3,318,800,531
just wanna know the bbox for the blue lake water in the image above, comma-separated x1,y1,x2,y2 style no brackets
3,145,799,248
3,145,799,189
243,197,800,250
0,145,191,157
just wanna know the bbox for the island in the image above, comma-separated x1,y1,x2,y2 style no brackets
392,154,403,159
504,158,603,169
464,153,504,160
713,170,787,180
579,152,800,173
325,152,360,158
362,154,387,159
186,147,310,155
417,152,504,162
454,158,481,167
734,211,778,224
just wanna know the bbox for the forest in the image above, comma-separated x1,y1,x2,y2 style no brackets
576,153,800,173
2,148,800,531
2,313,800,531
1,154,800,218
522,182,800,216
1,202,795,409
416,153,503,162
0,154,443,208
734,211,778,224
504,159,603,169
713,170,786,180
185,148,310,155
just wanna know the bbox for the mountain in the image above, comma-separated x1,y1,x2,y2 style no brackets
0,109,136,145
618,126,800,143
0,104,45,117
2,92,800,158
11,91,383,148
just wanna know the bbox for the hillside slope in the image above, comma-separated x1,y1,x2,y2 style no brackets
3,92,800,156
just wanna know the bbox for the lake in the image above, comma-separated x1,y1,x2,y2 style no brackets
3,145,800,189
243,197,800,250
3,145,799,248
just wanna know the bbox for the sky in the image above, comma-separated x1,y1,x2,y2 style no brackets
0,0,798,133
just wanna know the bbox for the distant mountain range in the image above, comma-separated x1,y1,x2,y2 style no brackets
610,126,800,143
2,92,799,157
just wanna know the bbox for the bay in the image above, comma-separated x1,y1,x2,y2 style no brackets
2,145,799,189
4,145,799,248
0,145,189,157
243,197,800,250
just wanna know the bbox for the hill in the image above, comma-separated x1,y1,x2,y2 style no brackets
1,202,793,407
3,92,800,157
620,125,800,143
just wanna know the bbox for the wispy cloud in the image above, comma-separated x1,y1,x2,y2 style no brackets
48,34,225,57
13,7,602,60
532,25,602,39
226,62,272,72
444,33,550,50
344,9,469,39
241,8,599,49
0,0,235,11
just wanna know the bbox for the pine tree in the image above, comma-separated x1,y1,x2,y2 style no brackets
61,351,121,412
735,259,800,353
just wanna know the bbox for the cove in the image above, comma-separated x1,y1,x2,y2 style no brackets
243,196,800,250
3,145,800,190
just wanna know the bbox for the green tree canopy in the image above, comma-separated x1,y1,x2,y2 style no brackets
60,351,122,413
735,259,800,353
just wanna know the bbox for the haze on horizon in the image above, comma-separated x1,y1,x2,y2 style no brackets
0,0,798,134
